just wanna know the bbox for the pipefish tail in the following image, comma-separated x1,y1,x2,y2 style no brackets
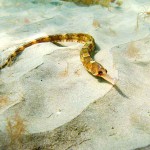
0,33,116,85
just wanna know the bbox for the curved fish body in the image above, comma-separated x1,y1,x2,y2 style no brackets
0,33,116,84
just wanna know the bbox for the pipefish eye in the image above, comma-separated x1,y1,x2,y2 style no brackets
98,69,107,76
98,70,103,75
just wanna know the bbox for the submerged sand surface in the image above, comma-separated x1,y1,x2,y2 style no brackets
0,0,150,149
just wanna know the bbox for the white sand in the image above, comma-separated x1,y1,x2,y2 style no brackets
0,0,150,149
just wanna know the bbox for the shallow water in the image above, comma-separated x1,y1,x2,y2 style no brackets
0,0,150,149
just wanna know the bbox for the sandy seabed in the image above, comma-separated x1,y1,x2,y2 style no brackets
0,0,150,149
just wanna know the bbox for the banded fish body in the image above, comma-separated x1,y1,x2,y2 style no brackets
0,33,116,84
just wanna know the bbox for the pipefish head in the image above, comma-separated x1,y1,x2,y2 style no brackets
96,67,116,85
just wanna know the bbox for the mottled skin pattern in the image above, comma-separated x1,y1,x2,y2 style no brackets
0,33,115,84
